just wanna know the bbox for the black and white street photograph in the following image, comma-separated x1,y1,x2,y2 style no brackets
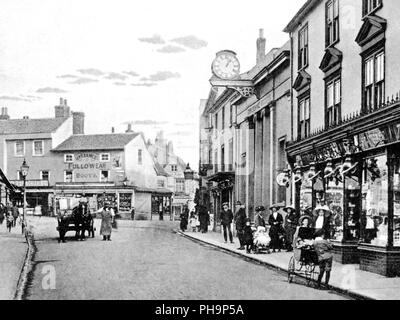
0,0,400,306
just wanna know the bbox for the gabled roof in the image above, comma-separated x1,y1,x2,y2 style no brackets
284,0,320,33
319,47,343,73
355,15,387,46
293,70,311,91
52,133,140,151
154,161,169,177
0,117,68,135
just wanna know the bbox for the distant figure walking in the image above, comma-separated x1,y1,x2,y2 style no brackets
0,203,5,225
180,207,189,232
12,203,19,227
234,201,247,250
6,212,13,232
130,207,135,220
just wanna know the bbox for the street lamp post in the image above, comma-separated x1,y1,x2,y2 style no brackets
20,159,29,235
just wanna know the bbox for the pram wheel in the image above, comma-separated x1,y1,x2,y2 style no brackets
288,256,295,283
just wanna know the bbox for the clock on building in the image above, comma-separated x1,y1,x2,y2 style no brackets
211,50,240,80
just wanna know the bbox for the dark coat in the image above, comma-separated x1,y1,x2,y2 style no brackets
220,209,233,226
243,226,254,245
234,208,246,230
255,214,266,229
268,212,284,237
100,209,113,236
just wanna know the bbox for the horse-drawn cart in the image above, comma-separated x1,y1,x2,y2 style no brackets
56,197,96,243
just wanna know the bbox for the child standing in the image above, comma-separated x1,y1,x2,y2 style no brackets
189,213,197,232
243,219,254,254
313,229,334,290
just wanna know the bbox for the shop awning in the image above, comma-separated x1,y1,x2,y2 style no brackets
134,186,173,195
0,168,14,190
206,172,235,183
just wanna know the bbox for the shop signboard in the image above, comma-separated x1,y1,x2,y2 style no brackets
119,193,132,212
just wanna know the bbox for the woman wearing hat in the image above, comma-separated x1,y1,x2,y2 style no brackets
268,205,284,253
313,205,332,239
254,206,266,229
284,205,299,252
100,203,113,241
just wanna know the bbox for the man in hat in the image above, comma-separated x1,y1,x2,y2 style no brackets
234,201,246,250
268,204,284,252
284,205,299,252
220,202,234,244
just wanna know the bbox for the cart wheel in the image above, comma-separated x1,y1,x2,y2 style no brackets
288,256,295,283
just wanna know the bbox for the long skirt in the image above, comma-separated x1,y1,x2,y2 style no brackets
285,225,297,247
100,217,112,236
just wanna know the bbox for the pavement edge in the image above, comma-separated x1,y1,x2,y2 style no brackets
13,228,36,300
174,229,374,301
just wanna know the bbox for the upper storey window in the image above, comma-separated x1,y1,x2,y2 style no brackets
298,25,309,70
326,0,339,47
363,0,382,16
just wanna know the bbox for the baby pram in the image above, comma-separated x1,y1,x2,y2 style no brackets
253,226,271,254
287,227,319,286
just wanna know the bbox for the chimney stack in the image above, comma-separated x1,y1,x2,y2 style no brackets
55,97,71,118
126,123,133,133
111,127,115,133
72,112,85,134
256,28,266,64
0,107,10,120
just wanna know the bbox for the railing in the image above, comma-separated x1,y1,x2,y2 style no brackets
213,164,234,174
293,92,400,144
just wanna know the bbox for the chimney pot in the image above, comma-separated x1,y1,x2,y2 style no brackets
112,127,115,133
256,28,266,64
60,97,64,105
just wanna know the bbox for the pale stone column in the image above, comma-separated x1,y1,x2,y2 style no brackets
262,108,270,207
254,113,263,208
246,118,255,220
269,103,276,205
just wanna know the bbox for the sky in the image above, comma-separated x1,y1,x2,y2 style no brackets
0,0,305,168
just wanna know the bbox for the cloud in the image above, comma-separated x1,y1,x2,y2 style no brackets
131,83,157,87
77,68,105,76
57,74,79,79
132,120,168,125
105,72,128,81
123,71,140,77
170,35,208,49
0,95,32,102
157,45,185,54
69,77,98,85
113,82,126,86
36,87,68,93
138,34,165,44
141,71,181,82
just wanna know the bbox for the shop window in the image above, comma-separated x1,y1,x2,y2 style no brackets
326,0,339,47
15,141,25,157
298,25,309,70
298,96,310,139
300,171,313,210
326,78,341,127
100,153,110,162
361,155,388,246
64,171,73,183
64,154,74,163
100,171,109,182
40,171,49,181
345,176,361,241
33,140,44,156
364,51,385,111
325,175,344,241
393,158,400,246
363,0,382,16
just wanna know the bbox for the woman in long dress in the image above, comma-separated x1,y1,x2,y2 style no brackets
100,204,113,241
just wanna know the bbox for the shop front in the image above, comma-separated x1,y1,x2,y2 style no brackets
54,182,134,218
287,99,400,276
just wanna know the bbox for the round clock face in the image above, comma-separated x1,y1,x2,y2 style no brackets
212,51,240,80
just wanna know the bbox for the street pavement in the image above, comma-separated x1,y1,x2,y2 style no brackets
24,217,346,300
0,221,27,300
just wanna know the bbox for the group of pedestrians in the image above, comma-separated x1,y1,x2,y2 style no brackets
0,203,20,232
221,201,334,254
180,204,210,233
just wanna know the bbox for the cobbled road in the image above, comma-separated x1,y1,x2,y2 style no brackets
24,217,347,300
